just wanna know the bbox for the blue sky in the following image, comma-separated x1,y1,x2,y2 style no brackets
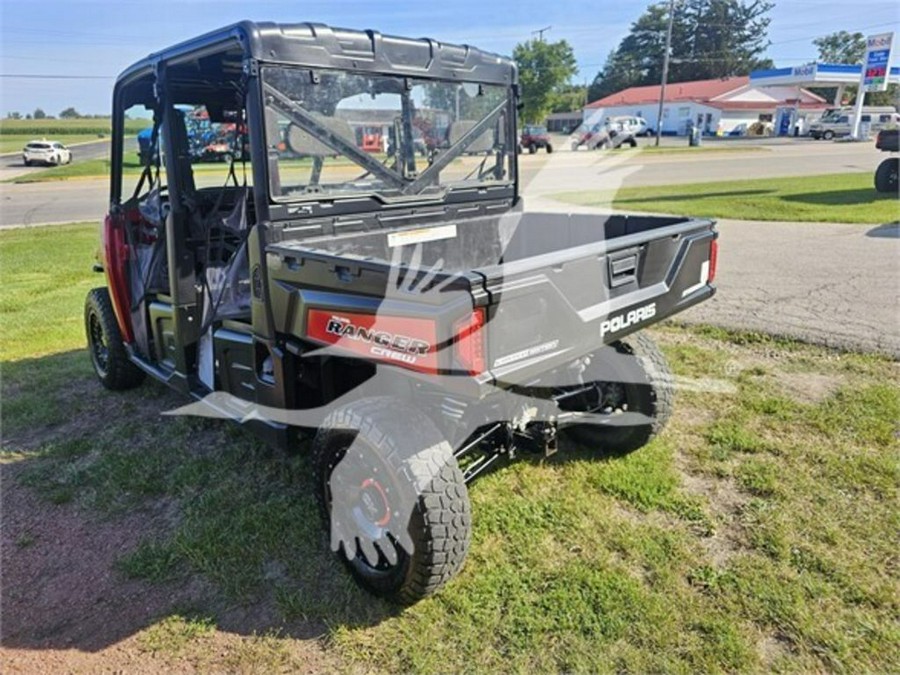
1,0,898,115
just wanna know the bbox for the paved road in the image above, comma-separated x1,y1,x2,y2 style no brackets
0,178,109,228
679,219,900,357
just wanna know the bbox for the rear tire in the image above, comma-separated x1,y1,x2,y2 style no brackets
546,143,554,153
823,130,835,140
312,397,471,604
874,157,899,194
562,332,674,455
85,287,145,391
528,144,536,154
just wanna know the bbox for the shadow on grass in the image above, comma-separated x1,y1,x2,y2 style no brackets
780,188,897,207
614,189,773,205
1,350,398,653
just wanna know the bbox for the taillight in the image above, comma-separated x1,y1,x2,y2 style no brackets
452,308,486,375
708,239,718,284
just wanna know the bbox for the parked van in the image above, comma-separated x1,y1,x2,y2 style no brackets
608,115,651,137
809,106,900,140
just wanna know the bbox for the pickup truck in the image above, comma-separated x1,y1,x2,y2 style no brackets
874,128,899,194
85,21,717,604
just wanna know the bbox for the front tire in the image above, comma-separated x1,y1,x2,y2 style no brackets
546,143,554,153
85,288,145,390
312,397,471,604
528,144,537,154
874,157,899,194
823,130,835,140
561,332,674,455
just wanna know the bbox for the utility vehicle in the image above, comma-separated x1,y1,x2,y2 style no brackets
86,21,718,604
519,125,553,153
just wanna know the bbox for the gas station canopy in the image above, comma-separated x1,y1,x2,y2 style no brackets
750,62,900,88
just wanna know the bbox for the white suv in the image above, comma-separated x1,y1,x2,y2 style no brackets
22,140,72,166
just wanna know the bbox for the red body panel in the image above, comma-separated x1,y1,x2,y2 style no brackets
102,213,134,343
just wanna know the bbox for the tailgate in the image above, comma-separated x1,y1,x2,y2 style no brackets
477,213,717,385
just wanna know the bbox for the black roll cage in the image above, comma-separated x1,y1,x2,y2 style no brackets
110,21,519,225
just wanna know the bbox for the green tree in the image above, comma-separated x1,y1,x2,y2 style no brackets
33,108,47,119
588,0,774,103
59,107,81,119
513,39,578,123
813,31,866,64
550,84,588,112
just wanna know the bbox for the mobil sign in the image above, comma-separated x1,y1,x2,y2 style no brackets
863,32,894,92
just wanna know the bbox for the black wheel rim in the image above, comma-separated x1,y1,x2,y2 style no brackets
88,310,109,377
323,435,410,578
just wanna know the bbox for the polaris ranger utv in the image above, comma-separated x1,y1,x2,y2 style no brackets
86,21,718,604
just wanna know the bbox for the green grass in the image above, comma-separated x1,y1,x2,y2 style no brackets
0,223,100,361
138,614,216,655
0,117,147,135
0,117,147,154
555,172,900,224
2,223,899,672
7,158,135,183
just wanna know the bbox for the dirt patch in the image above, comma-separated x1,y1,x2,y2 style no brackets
775,371,844,405
674,451,750,569
672,403,716,429
2,379,181,454
757,631,794,669
0,463,331,673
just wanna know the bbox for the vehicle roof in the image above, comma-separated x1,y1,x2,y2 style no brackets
116,20,517,87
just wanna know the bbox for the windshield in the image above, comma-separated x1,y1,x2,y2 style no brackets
262,66,513,202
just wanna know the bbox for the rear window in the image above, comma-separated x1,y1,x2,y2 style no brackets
26,142,51,149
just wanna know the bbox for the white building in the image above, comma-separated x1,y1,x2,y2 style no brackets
584,76,829,135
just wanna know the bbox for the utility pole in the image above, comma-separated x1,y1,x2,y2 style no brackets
532,26,552,42
655,0,676,147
